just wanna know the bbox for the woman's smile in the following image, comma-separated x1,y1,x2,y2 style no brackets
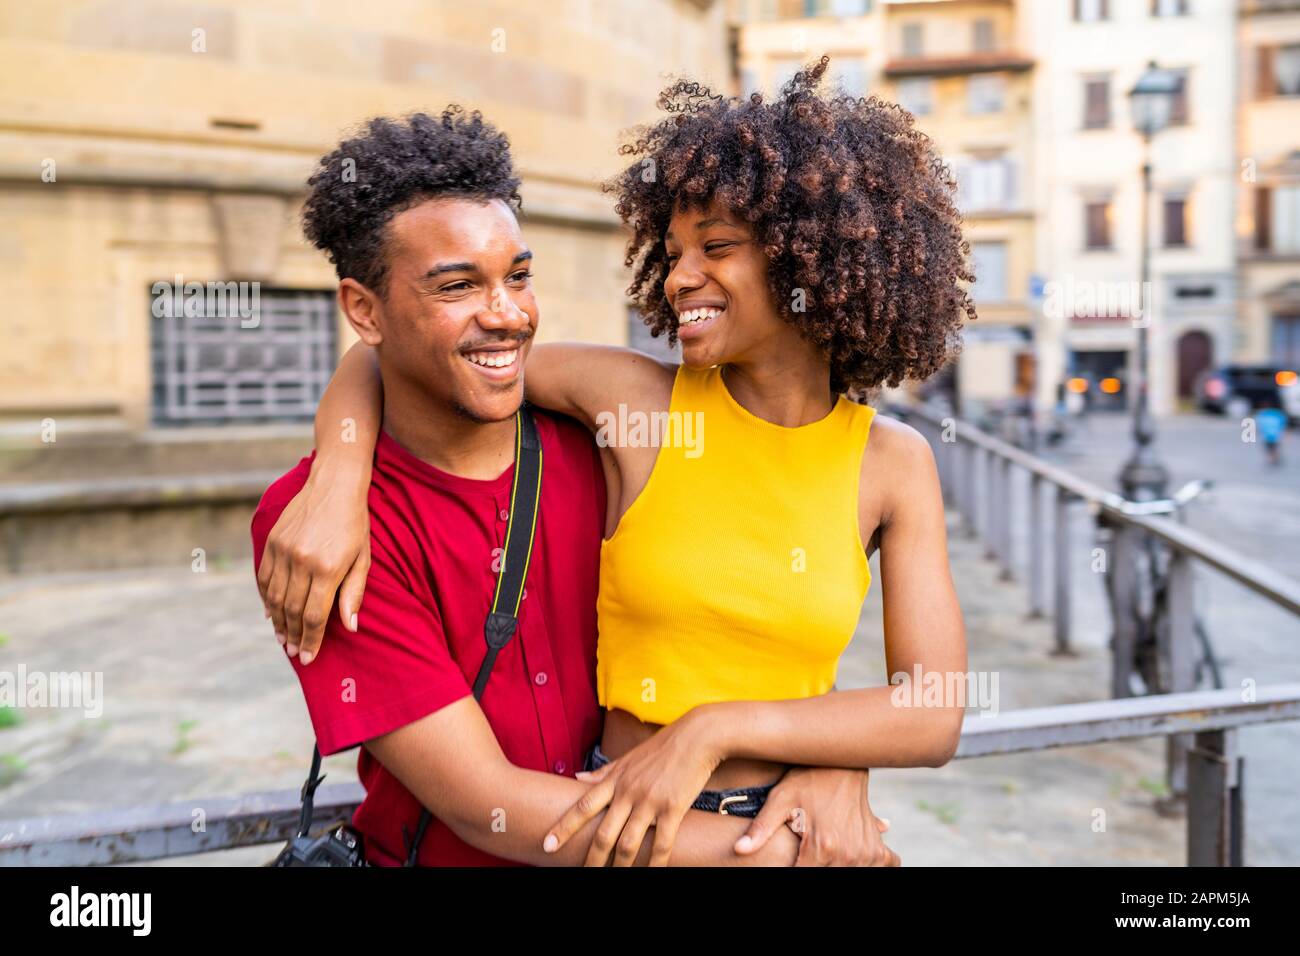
676,305,725,341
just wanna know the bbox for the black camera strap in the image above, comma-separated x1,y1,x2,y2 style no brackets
291,406,543,867
401,404,542,865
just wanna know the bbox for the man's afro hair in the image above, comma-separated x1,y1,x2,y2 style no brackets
302,106,522,293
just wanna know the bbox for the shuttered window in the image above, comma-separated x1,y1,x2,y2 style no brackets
1163,196,1188,247
970,242,1009,303
1085,200,1112,250
1083,76,1111,128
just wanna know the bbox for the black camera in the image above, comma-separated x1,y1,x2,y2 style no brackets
273,823,369,867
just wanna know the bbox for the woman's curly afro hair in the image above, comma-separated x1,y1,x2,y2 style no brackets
302,106,522,294
608,57,976,393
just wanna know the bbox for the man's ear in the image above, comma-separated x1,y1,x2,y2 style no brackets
338,278,384,346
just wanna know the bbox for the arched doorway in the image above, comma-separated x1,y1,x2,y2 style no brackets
1176,330,1213,400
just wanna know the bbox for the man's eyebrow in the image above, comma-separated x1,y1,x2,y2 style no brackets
422,261,476,279
422,250,532,280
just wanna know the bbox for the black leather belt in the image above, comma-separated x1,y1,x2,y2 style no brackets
584,744,774,818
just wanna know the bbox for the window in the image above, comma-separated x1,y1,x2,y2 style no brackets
968,74,1005,114
1083,75,1111,128
1258,45,1300,98
1074,0,1108,22
1085,199,1112,249
1163,196,1188,247
1261,184,1300,253
151,286,336,424
970,242,1009,302
831,59,867,97
901,22,923,58
829,0,870,15
1151,0,1188,15
1279,184,1300,252
1274,315,1300,368
1167,68,1189,124
973,18,995,53
959,155,1018,212
896,77,933,115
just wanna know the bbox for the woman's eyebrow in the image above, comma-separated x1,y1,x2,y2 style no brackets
665,218,736,243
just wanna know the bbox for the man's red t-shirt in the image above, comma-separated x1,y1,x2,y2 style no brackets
250,411,606,866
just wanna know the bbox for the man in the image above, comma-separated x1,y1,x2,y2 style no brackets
253,108,891,866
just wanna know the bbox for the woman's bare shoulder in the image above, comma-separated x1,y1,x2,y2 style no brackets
863,412,937,469
859,411,942,524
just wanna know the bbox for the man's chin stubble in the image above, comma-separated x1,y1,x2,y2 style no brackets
451,382,524,425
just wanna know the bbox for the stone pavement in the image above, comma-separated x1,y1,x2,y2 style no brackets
0,505,1292,865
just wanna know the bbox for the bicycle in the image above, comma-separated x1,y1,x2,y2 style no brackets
1096,479,1224,699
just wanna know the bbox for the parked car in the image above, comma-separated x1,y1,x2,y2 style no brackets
1196,364,1299,422
1058,372,1125,413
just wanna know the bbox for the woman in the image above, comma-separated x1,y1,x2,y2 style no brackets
260,58,971,866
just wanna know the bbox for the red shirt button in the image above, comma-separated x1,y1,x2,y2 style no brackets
554,760,567,774
498,508,509,521
534,671,548,686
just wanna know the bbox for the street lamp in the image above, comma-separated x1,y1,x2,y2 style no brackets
1118,61,1181,501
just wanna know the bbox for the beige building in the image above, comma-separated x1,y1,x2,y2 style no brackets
879,0,1037,414
0,0,729,434
732,0,879,98
1237,0,1300,374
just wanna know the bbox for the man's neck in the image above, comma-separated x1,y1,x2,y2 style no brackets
381,385,517,481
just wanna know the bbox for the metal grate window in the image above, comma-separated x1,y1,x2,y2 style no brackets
151,285,336,424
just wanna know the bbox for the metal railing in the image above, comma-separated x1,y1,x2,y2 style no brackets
894,402,1300,832
895,403,1300,687
896,403,1300,638
6,684,1298,866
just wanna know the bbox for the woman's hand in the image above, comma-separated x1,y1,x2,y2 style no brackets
735,767,899,867
543,711,724,867
256,461,372,663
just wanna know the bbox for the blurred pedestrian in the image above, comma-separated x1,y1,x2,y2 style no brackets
1256,405,1288,467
